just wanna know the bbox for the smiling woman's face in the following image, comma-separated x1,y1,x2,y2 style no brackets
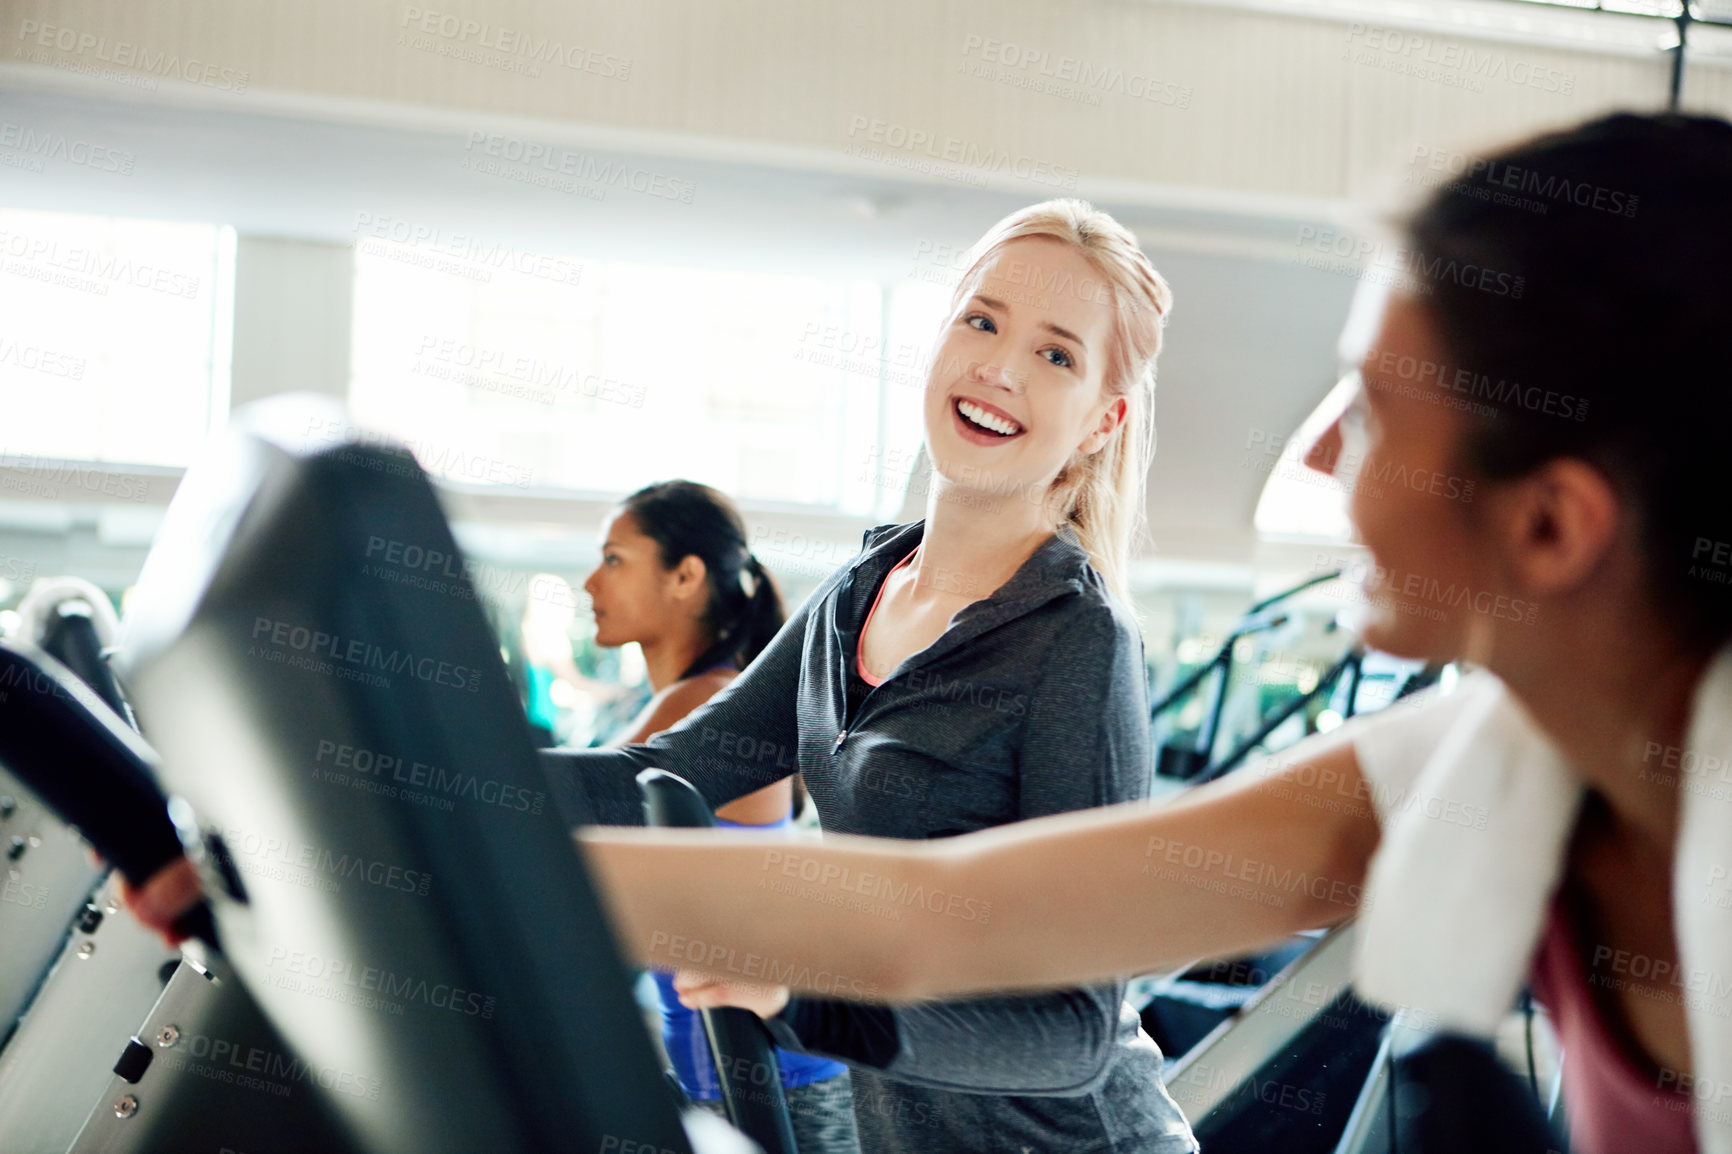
922,236,1124,507
1306,292,1504,662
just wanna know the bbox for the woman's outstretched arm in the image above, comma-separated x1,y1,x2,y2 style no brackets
579,731,1382,1002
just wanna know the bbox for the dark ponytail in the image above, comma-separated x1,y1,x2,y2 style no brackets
1400,112,1732,648
616,480,786,680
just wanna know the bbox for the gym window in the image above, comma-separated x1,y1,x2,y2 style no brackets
348,242,941,517
0,207,234,467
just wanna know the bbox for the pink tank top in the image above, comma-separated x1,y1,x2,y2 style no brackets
1529,897,1699,1153
855,547,920,687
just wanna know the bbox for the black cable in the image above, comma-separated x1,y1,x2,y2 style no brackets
1153,570,1341,722
1248,569,1342,615
1521,988,1540,1101
1386,1027,1400,1154
1149,647,1228,721
1523,987,1570,1153
1149,610,1291,722
1341,648,1365,720
1391,664,1446,703
1669,2,1692,112
1189,647,1361,784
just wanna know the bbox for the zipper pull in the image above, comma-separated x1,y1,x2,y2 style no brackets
832,730,847,754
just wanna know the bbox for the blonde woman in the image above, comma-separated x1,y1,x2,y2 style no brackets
540,200,1195,1152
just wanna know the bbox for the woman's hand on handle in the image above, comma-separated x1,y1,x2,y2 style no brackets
118,856,204,948
672,972,792,1018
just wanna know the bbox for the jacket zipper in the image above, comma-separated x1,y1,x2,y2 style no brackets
830,548,902,754
831,563,878,754
828,526,1076,754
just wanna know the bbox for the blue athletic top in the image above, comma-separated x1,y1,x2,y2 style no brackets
650,811,848,1098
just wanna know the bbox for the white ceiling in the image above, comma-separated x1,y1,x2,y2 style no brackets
0,74,1360,573
4,0,1715,582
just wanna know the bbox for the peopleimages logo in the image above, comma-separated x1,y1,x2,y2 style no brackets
413,335,646,409
353,212,584,285
1320,555,1539,626
314,740,546,815
1293,227,1525,299
249,617,483,693
0,121,134,174
1174,1063,1326,1117
1343,24,1574,95
0,335,86,379
263,947,497,1019
0,449,150,502
958,35,1193,109
759,849,992,923
845,116,1079,191
15,19,251,91
461,133,695,203
0,225,202,299
398,8,632,79
647,930,876,997
0,872,47,911
1361,349,1589,423
161,1032,382,1102
1142,834,1370,909
1407,145,1638,219
219,824,433,897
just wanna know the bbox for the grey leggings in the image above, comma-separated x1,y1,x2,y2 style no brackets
693,1069,863,1154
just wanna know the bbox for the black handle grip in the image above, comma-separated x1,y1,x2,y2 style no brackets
168,901,221,950
0,642,182,886
39,609,133,723
635,768,798,1154
638,767,719,830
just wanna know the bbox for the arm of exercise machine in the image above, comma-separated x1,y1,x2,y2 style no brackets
0,641,217,947
638,768,798,1154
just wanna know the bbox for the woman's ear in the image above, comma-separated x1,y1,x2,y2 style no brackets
1078,395,1128,456
670,554,708,605
1496,459,1620,597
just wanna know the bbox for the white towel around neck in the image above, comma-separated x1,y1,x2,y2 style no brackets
1349,659,1732,1154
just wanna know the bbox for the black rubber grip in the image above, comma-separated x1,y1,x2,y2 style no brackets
40,610,132,722
169,902,220,949
635,768,798,1154
0,642,183,885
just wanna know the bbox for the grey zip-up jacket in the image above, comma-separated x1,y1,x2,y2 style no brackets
542,520,1198,1153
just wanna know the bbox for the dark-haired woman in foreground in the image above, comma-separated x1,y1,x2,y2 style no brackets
580,113,1732,1154
582,480,861,1154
